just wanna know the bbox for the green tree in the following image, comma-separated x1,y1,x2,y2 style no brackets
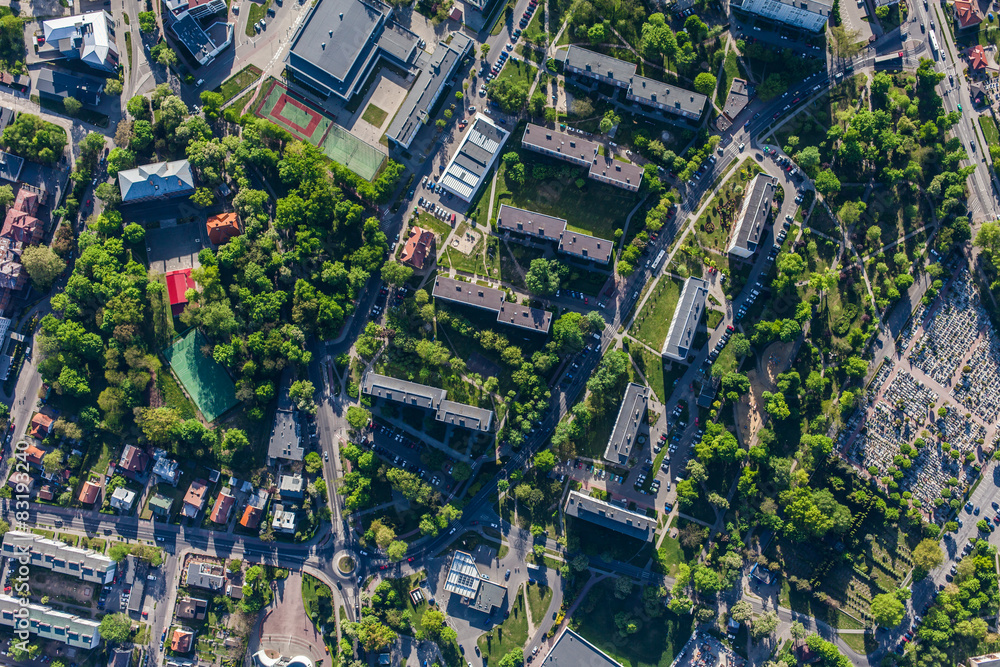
105,78,123,96
911,538,944,576
21,245,66,290
533,450,557,473
346,406,371,431
693,72,717,96
63,96,82,116
98,614,132,644
381,261,413,286
305,451,323,474
138,11,157,32
814,169,841,197
0,184,13,208
525,258,566,295
870,591,905,627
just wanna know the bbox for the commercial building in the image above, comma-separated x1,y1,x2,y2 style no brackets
118,160,196,203
186,561,225,590
661,277,708,362
443,550,507,614
729,0,833,32
432,275,552,333
41,12,120,72
35,68,104,107
969,655,1000,667
2,531,116,584
727,173,776,258
387,33,473,150
603,383,649,465
722,78,752,121
564,490,654,542
521,124,642,192
165,0,227,19
285,0,419,101
438,115,509,201
543,628,622,667
169,12,233,66
362,372,494,432
0,594,101,649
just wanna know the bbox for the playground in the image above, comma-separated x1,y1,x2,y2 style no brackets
254,78,386,181
163,329,238,422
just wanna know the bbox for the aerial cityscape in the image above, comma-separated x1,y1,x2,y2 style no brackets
0,0,995,664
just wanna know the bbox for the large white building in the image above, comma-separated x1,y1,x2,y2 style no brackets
727,174,777,258
438,115,509,202
730,0,833,32
662,277,709,362
41,12,120,72
0,594,101,649
2,531,116,584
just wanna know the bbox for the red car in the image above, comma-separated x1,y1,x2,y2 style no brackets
407,557,415,562
727,325,735,332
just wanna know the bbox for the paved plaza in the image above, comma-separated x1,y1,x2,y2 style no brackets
842,267,997,512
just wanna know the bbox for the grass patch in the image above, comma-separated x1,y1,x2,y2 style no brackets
362,103,389,127
655,530,685,576
477,585,529,666
981,114,1000,148
571,577,695,667
494,57,538,89
630,277,682,352
245,0,271,37
716,50,742,108
694,159,761,252
526,581,553,624
301,573,335,628
124,32,133,72
218,64,263,103
839,631,876,654
706,309,723,330
413,211,452,239
155,367,197,420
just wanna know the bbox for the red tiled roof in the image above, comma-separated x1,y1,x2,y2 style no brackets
206,212,241,245
120,444,148,472
240,504,263,529
171,629,194,653
78,480,100,504
209,490,235,524
399,227,435,270
30,413,53,439
165,269,195,315
38,485,53,501
968,44,989,70
25,444,45,466
954,0,982,28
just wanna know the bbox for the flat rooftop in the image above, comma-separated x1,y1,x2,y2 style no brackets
722,78,751,120
291,0,389,82
439,115,509,200
432,275,505,311
521,123,598,163
603,382,649,465
543,628,623,667
565,45,636,84
444,550,481,598
564,490,654,542
729,174,776,255
628,74,706,117
496,204,566,240
662,277,708,361
496,302,552,333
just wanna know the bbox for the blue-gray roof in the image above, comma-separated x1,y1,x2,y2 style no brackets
118,160,195,202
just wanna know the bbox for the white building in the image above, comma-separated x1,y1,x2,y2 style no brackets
0,595,101,649
661,277,709,362
730,0,833,32
41,12,120,72
438,115,509,202
727,174,777,258
2,531,115,584
110,486,136,512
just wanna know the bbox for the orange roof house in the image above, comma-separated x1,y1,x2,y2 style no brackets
30,413,53,439
170,629,194,653
38,485,53,501
206,212,241,245
24,444,45,466
399,226,435,270
78,480,100,504
954,0,982,28
182,479,209,517
239,504,263,529
209,489,235,524
967,44,989,71
165,269,195,316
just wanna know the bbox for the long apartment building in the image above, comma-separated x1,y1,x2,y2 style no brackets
563,46,707,121
603,382,650,465
431,275,553,334
362,372,494,432
727,174,777,258
496,205,612,266
521,123,643,192
729,0,833,32
0,594,101,649
662,277,709,362
2,531,116,584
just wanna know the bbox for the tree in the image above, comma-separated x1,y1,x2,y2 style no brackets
614,576,633,599
289,380,317,415
524,258,565,296
386,540,407,562
870,591,905,627
694,72,717,96
912,538,944,576
2,114,68,164
346,405,371,431
98,614,132,644
63,97,82,116
533,450,557,473
487,77,529,113
138,11,157,32
814,169,841,197
0,184,12,208
156,46,178,67
108,543,130,562
126,95,151,121
381,261,413,286
751,610,779,638
21,245,66,290
42,450,63,475
305,451,323,474
497,650,524,667
730,600,753,623
796,146,821,174
830,25,863,60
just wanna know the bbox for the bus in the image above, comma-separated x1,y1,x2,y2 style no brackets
929,30,939,58
874,52,904,71
652,249,666,272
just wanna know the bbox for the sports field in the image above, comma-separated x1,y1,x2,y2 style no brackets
254,79,386,182
163,329,238,422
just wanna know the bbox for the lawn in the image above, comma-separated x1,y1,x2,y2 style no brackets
694,159,761,252
717,50,742,107
124,32,133,72
218,64,263,102
571,578,694,667
706,309,723,330
362,103,389,128
630,277,682,352
442,223,500,278
301,573,334,628
477,585,529,666
523,6,546,44
981,114,1000,148
629,345,668,403
414,211,452,240
495,58,538,89
655,530,686,576
245,0,271,36
526,581,553,625
495,127,640,240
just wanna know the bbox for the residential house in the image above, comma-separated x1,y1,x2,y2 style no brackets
24,444,45,467
399,226,435,269
272,503,297,533
165,268,195,316
78,480,100,505
152,455,180,485
118,444,149,479
2,187,44,246
206,212,241,245
954,0,983,29
278,474,305,499
967,44,989,72
185,561,225,590
35,68,105,107
108,649,132,667
110,487,136,512
174,596,208,621
30,413,54,439
117,160,195,204
171,628,195,653
149,494,172,517
182,479,209,518
0,150,23,183
37,485,54,501
209,488,235,524
240,489,268,529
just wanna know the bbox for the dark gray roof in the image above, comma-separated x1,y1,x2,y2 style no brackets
432,275,506,311
723,77,751,120
521,123,597,164
662,277,708,361
564,490,653,542
34,68,104,106
472,580,508,613
565,46,636,84
126,580,144,613
497,204,566,241
0,151,24,183
496,302,552,333
440,116,509,200
171,13,214,63
728,174,776,255
267,410,303,462
437,399,493,432
361,373,446,409
289,0,390,90
558,229,612,264
603,382,649,464
387,33,472,149
627,74,706,117
544,629,623,667
587,155,644,192
0,108,14,134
